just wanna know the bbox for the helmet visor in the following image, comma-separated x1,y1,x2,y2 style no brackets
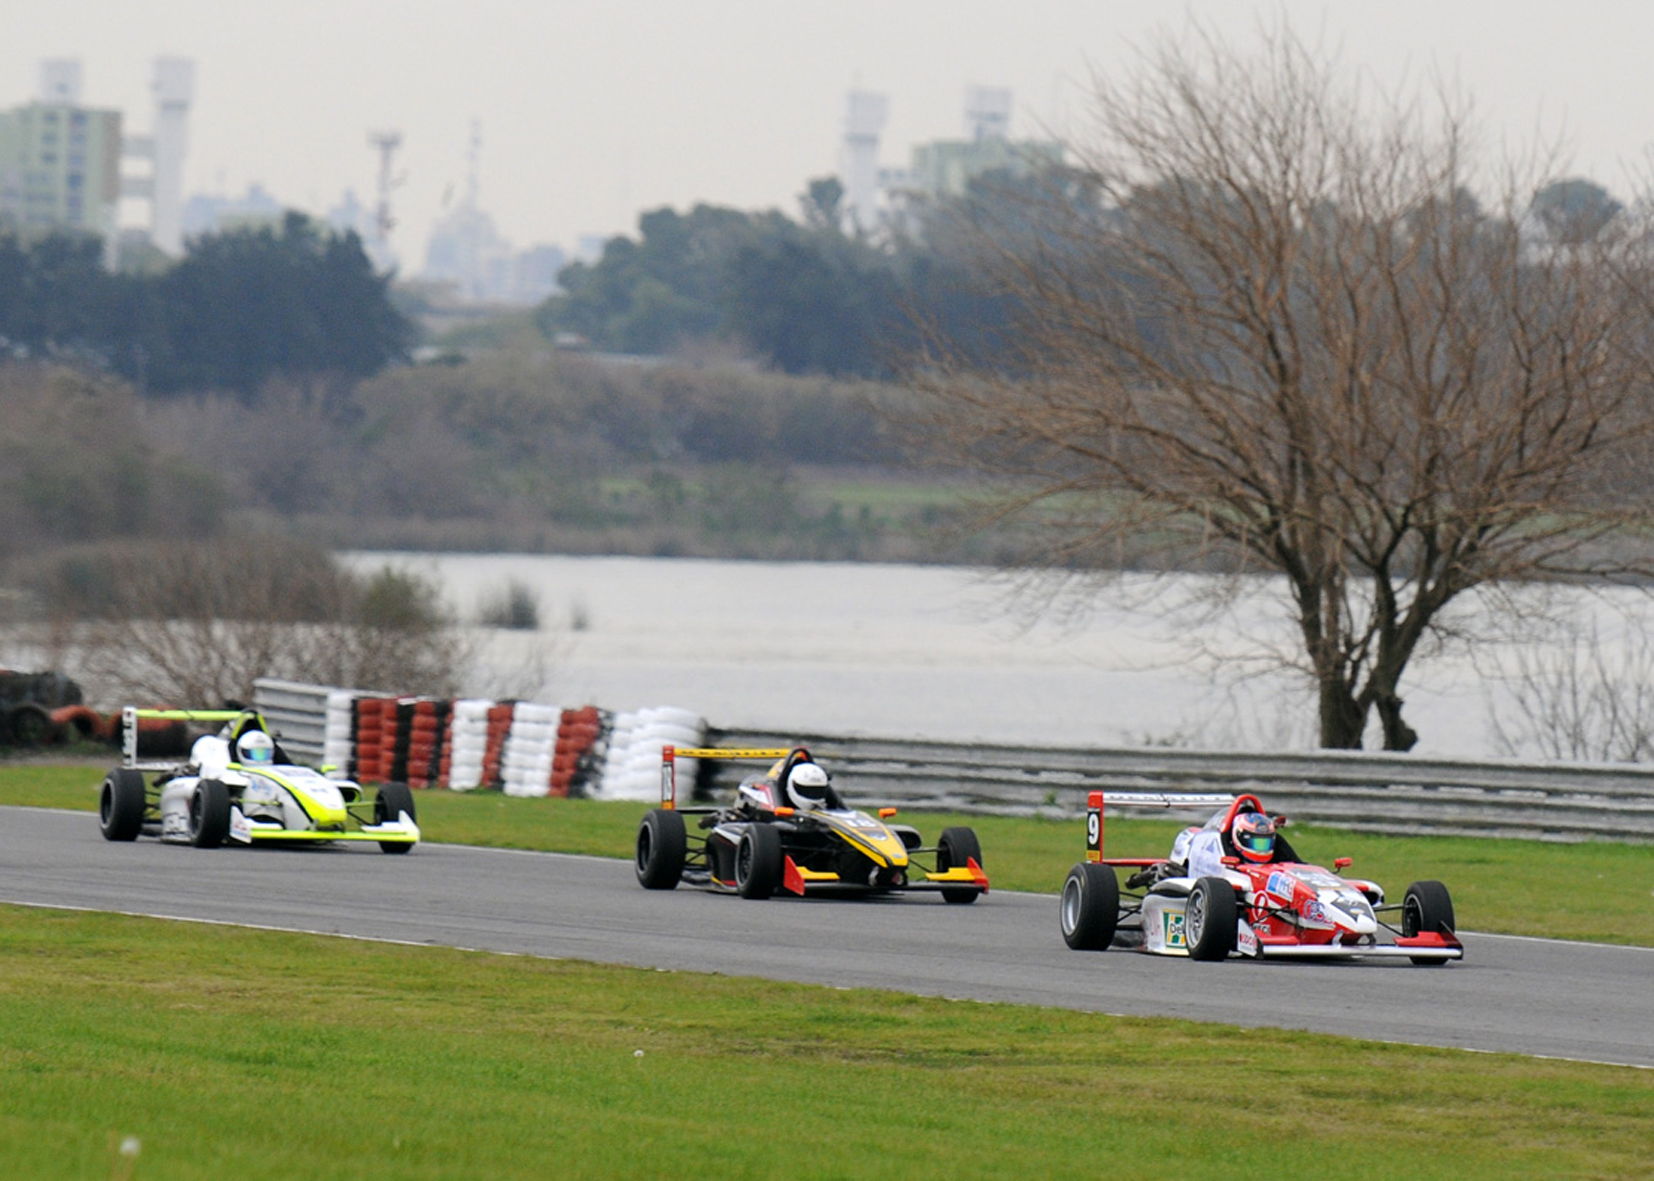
1235,829,1273,855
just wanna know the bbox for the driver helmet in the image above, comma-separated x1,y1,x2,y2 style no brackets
1231,812,1276,862
786,762,831,811
236,730,274,765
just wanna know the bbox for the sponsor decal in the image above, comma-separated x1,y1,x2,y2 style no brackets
1300,898,1328,924
1236,922,1259,956
1266,872,1295,900
1164,911,1186,948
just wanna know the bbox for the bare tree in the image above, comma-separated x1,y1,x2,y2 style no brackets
914,23,1654,750
39,539,467,707
1486,614,1654,762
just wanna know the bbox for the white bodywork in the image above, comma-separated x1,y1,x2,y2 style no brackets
153,733,417,847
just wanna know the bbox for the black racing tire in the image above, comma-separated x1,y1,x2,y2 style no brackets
636,808,688,889
937,825,984,905
98,767,147,842
188,779,231,849
3,701,55,748
374,782,417,853
735,823,783,900
1403,880,1456,966
1060,862,1120,950
1186,875,1238,962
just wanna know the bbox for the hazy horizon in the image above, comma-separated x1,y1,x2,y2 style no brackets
8,1,1654,267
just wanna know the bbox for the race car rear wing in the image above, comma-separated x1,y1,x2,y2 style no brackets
120,706,264,771
658,746,796,809
1084,789,1239,864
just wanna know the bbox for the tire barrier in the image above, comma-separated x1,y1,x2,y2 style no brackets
252,679,702,800
482,703,514,789
352,697,389,784
501,702,561,797
50,704,116,743
552,706,607,798
405,699,449,789
594,706,705,801
440,699,492,790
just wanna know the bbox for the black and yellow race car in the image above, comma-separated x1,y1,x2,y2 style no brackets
634,746,988,902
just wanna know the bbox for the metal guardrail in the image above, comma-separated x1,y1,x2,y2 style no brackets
251,679,1654,842
705,727,1654,843
252,678,332,764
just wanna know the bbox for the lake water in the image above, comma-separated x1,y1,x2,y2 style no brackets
339,552,1620,758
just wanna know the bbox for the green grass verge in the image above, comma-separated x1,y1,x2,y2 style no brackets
10,765,1654,945
2,905,1651,1181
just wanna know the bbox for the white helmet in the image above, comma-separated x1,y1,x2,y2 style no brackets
236,730,274,765
787,763,831,811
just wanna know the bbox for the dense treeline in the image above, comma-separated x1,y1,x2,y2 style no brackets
538,176,1015,377
0,356,965,588
0,213,411,395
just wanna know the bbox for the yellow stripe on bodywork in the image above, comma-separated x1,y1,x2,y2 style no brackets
793,866,841,882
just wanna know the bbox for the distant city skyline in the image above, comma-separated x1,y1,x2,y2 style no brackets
7,1,1654,265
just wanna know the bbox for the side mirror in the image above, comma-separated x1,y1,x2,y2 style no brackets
878,807,897,819
1334,857,1352,871
1221,855,1241,867
1272,814,1289,827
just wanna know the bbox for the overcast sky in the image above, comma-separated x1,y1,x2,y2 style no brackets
7,1,1654,268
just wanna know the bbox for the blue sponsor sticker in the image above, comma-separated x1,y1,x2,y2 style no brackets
1267,871,1295,899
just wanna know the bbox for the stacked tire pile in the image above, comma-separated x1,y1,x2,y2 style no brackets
403,700,450,789
595,707,704,801
298,685,702,801
501,703,560,797
551,706,605,797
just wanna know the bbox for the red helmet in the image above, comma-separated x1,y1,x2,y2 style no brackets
1231,812,1276,862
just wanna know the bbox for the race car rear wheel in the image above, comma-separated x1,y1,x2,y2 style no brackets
1186,876,1238,961
1403,880,1456,965
937,826,984,904
1060,862,1119,950
735,824,783,899
188,779,231,849
636,808,687,889
374,782,417,854
99,767,147,842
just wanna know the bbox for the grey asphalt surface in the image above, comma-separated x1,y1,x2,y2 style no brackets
4,805,1652,1068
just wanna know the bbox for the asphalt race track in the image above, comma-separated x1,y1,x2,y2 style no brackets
5,805,1652,1069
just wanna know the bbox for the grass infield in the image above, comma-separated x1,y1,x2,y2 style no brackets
2,905,1652,1181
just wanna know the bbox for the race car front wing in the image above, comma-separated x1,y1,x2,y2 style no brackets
229,807,420,848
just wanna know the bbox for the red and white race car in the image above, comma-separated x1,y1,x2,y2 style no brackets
1059,790,1462,964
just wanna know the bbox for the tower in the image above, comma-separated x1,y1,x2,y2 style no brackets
840,89,887,234
366,129,402,269
148,57,194,255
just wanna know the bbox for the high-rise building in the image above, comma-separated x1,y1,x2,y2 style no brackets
0,95,123,244
1,57,194,261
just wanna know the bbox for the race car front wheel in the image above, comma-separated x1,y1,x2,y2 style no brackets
188,779,231,849
99,768,147,842
1060,862,1119,950
375,783,417,853
636,808,687,889
1402,880,1457,965
937,826,984,904
1186,876,1238,961
735,824,783,899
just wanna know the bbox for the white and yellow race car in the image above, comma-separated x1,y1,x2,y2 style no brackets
97,708,419,853
635,746,988,901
